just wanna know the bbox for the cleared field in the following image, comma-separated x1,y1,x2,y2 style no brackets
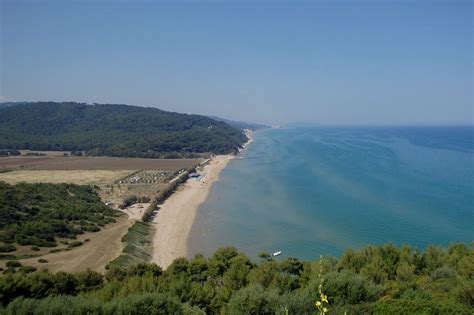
0,156,201,170
0,170,133,185
14,216,133,273
19,150,71,157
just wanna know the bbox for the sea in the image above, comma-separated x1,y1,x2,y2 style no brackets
188,126,474,260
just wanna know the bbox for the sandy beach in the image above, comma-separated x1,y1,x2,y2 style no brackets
151,155,234,268
151,131,254,268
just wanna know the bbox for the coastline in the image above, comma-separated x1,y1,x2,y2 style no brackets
151,130,254,268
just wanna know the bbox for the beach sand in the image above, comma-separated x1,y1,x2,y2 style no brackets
151,155,234,268
243,129,254,148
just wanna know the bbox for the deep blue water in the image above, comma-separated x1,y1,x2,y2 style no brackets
188,126,474,260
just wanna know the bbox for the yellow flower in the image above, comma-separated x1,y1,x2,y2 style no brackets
316,301,321,307
323,307,328,313
321,294,328,303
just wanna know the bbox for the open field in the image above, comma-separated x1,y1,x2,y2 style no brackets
0,169,170,209
11,216,133,273
0,170,132,185
19,150,71,157
0,155,201,170
0,154,202,272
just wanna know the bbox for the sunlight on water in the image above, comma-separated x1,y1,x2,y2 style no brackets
189,127,474,260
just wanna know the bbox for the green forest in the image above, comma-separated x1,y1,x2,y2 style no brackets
0,182,120,249
0,243,472,314
0,102,248,157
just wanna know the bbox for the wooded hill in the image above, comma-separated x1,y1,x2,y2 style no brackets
208,115,269,131
0,102,247,158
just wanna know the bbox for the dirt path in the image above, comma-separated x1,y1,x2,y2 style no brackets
19,215,133,273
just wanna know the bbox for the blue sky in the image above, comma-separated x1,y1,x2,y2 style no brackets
1,0,472,125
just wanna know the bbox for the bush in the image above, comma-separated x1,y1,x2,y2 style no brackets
431,266,457,280
372,290,472,314
324,270,383,305
0,244,16,253
19,266,37,273
5,260,21,268
225,285,281,314
81,225,100,233
67,241,83,248
38,258,48,263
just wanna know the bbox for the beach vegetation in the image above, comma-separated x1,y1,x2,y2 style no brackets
107,221,155,269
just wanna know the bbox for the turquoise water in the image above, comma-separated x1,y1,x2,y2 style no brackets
188,127,474,260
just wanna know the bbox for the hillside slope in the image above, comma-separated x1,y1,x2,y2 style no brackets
208,115,269,131
0,102,247,157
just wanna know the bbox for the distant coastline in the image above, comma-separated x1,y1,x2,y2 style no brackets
151,130,255,268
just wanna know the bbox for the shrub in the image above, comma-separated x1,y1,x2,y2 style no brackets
19,266,37,273
0,243,471,313
81,225,100,232
225,284,281,314
68,241,83,248
5,260,21,268
431,266,457,280
0,244,16,253
3,268,16,274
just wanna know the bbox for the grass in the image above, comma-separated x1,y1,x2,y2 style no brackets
0,170,133,185
0,155,201,170
107,221,155,269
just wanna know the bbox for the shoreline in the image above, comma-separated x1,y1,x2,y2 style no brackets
151,155,233,268
151,130,254,268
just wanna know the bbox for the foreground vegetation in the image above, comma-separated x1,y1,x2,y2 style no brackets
0,243,471,314
0,181,120,249
107,222,155,270
0,102,247,157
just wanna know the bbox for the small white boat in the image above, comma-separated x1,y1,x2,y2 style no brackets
272,251,282,257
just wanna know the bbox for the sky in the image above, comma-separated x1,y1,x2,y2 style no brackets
1,0,472,125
